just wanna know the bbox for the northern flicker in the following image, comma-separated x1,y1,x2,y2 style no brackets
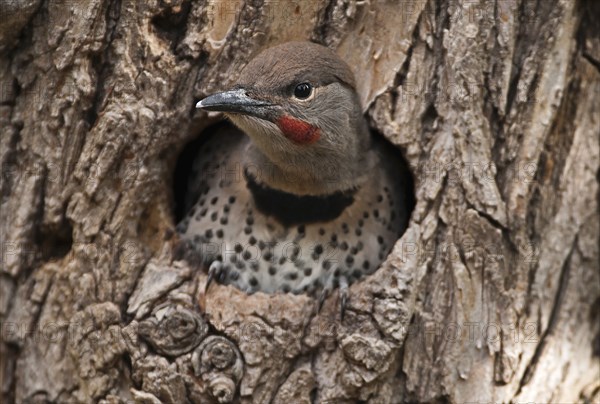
177,41,410,314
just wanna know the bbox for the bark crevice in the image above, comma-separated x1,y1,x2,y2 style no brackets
517,235,576,394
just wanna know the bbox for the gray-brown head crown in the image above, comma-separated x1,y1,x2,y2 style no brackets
237,41,356,94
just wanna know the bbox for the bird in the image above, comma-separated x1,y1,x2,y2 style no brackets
176,41,410,316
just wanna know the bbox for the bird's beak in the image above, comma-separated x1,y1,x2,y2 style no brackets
196,89,273,119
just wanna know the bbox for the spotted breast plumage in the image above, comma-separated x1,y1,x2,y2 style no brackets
177,41,410,310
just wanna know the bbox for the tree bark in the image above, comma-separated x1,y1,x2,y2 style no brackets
1,0,599,403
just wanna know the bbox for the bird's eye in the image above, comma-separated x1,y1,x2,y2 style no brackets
293,83,312,99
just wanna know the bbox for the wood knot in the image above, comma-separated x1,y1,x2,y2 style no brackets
138,304,208,356
192,336,244,403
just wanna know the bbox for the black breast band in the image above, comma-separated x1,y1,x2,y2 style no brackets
244,167,356,226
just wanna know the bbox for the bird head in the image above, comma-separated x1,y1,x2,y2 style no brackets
196,41,372,195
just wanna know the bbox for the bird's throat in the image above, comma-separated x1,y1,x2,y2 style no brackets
234,115,370,195
276,115,321,145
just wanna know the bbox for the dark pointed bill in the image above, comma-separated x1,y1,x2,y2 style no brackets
196,89,272,117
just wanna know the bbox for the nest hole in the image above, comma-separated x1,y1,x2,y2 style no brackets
172,120,415,294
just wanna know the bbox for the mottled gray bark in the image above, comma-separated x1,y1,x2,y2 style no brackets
1,0,598,403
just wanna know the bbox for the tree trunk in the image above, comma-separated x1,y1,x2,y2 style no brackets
1,0,598,402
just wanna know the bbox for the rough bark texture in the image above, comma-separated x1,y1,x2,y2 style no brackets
1,0,599,403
